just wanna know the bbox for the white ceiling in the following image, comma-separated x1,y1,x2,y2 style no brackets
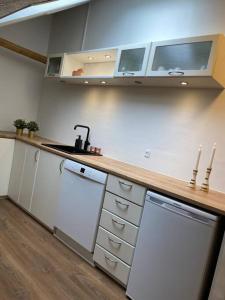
0,0,90,27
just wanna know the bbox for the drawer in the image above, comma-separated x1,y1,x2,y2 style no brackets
103,191,143,226
94,244,130,286
100,209,138,246
96,227,135,265
107,174,146,206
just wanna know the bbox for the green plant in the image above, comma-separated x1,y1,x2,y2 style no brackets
13,119,27,129
27,121,39,132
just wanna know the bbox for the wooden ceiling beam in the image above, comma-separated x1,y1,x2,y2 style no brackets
0,37,47,64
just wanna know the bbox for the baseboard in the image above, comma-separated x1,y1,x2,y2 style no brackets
54,227,95,266
6,196,53,234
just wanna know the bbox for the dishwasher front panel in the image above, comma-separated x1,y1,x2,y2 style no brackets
126,194,219,300
56,162,107,253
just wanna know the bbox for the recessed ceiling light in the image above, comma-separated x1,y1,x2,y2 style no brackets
84,81,89,84
180,81,188,86
105,55,111,59
88,56,94,60
100,81,107,84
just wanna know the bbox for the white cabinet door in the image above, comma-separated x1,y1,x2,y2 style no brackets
8,141,26,202
0,139,14,196
45,54,64,77
18,144,40,211
147,35,218,77
114,43,151,77
31,150,64,229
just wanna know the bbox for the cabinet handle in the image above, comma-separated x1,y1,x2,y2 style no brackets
118,180,133,191
108,236,122,247
104,255,118,266
115,199,129,209
59,159,65,174
112,218,126,228
168,71,184,76
34,150,39,162
122,72,135,76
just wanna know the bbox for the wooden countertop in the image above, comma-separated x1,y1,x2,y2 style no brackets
1,131,225,216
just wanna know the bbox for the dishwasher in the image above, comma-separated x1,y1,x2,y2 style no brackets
126,191,220,300
54,159,107,264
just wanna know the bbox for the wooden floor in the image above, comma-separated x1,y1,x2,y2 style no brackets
0,198,127,300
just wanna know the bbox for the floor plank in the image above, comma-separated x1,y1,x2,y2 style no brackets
0,199,127,300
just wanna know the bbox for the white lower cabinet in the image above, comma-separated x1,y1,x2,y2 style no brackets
96,227,134,265
8,141,27,203
94,176,146,286
0,139,15,196
93,245,131,286
18,144,40,211
100,209,138,246
31,150,64,229
9,140,65,229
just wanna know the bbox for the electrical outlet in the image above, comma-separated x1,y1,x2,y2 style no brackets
144,149,151,158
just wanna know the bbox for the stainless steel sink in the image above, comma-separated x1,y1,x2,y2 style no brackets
42,144,102,156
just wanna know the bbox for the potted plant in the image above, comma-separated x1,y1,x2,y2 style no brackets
26,121,39,139
13,119,27,136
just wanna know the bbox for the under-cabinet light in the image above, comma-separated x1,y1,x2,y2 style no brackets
84,81,89,84
180,81,188,86
100,81,107,84
105,55,111,59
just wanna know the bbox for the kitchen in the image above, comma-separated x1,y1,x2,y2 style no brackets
1,0,225,299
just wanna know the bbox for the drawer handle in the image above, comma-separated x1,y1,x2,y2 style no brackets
115,199,129,209
122,72,135,76
168,71,184,76
118,180,133,191
59,159,65,174
112,218,126,228
34,150,39,162
104,255,118,267
108,237,122,247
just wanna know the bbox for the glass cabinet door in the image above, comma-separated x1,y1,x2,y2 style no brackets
115,44,151,77
147,36,216,77
46,55,63,77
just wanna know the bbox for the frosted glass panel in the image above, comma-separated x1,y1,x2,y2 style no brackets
118,48,145,72
152,41,212,71
47,57,62,76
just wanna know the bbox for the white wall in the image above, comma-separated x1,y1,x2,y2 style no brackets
0,16,52,54
84,0,225,50
38,0,225,193
0,16,52,131
38,82,225,192
48,5,88,54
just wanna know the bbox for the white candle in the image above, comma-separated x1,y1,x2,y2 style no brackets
195,145,202,170
209,143,216,169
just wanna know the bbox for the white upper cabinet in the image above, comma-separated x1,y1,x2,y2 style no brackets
45,54,64,77
61,48,118,79
114,44,151,77
45,34,225,88
146,34,225,88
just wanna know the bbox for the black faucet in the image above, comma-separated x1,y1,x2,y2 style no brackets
74,125,90,151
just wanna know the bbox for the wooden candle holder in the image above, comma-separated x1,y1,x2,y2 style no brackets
201,168,212,192
188,169,198,189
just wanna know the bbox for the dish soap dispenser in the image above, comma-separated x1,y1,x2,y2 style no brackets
75,135,83,151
